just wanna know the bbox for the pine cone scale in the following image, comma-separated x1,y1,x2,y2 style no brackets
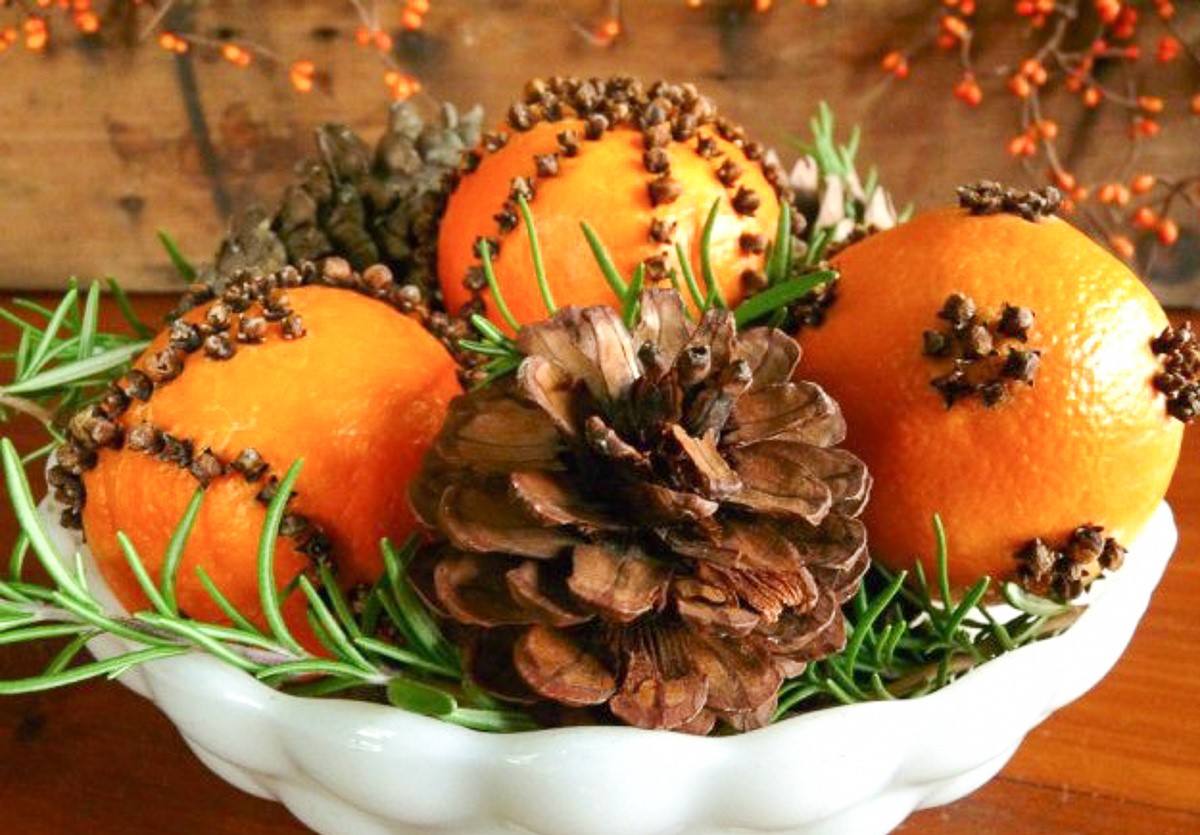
437,483,581,559
514,625,617,707
509,470,626,531
609,640,708,730
434,553,542,627
567,542,670,623
505,561,593,628
725,443,835,523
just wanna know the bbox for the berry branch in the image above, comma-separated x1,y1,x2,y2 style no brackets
870,0,1200,268
0,0,427,100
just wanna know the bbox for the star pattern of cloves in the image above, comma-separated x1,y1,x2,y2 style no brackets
924,293,1041,408
1015,525,1126,602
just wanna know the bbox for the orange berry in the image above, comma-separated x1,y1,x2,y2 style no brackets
881,50,904,71
1157,218,1179,245
289,60,315,93
1157,35,1181,61
24,17,48,51
1113,7,1138,39
1021,58,1048,85
1008,75,1033,98
1132,117,1161,138
1053,170,1077,191
1133,206,1158,229
383,71,420,100
597,17,621,41
1131,174,1156,195
1109,234,1136,259
798,208,1180,589
1037,119,1059,139
1096,0,1121,22
221,43,251,67
74,10,98,33
1138,95,1165,114
1191,93,1200,114
954,75,983,107
1083,87,1103,107
942,15,969,38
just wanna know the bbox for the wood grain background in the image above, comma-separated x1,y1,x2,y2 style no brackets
1,0,1198,296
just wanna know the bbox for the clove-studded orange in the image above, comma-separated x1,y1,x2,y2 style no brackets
437,77,783,328
795,186,1185,593
57,266,461,640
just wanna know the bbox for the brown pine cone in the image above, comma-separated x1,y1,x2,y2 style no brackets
204,101,483,295
409,291,871,733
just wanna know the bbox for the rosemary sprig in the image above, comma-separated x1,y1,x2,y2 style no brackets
0,279,150,450
156,230,197,282
774,516,1083,717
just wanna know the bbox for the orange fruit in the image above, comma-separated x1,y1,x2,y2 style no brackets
796,206,1183,589
438,77,782,328
78,283,461,639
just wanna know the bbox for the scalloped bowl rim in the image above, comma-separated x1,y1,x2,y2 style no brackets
40,499,1178,835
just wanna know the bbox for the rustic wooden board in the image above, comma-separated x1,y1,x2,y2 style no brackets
1,1,1196,292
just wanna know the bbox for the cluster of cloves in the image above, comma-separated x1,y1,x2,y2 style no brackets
956,181,1063,222
454,76,793,315
49,379,141,529
174,257,483,385
1015,525,1126,601
1151,322,1200,424
925,293,1041,408
158,266,312,375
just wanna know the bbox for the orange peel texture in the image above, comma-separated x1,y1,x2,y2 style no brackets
81,285,461,640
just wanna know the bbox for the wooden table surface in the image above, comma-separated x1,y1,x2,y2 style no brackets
0,295,1196,835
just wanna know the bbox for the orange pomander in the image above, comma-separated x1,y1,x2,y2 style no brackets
796,196,1183,591
74,278,460,640
438,77,783,327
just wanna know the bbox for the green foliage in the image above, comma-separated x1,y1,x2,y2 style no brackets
775,516,1082,717
0,279,150,457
